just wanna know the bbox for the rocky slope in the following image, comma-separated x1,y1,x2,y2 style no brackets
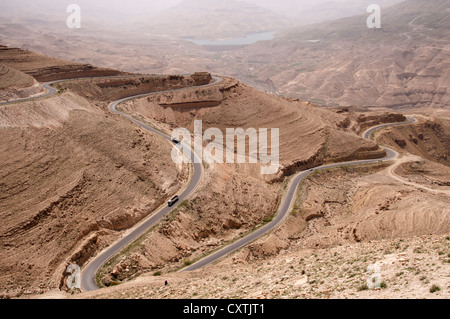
0,46,123,82
136,0,290,40
2,1,447,113
91,78,402,287
74,233,450,300
1,45,448,300
72,157,449,300
224,0,450,109
377,117,450,166
0,64,44,102
0,50,196,297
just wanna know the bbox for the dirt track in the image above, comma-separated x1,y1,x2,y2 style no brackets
387,155,450,195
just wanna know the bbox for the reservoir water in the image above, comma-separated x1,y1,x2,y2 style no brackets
184,31,276,46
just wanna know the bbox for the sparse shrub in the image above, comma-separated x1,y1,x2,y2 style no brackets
109,281,121,287
153,271,161,276
429,284,441,293
357,283,369,291
380,282,387,289
184,260,193,266
263,216,274,223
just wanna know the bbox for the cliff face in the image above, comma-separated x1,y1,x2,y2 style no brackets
0,46,123,82
0,50,192,297
212,0,450,110
0,64,44,102
378,118,450,167
190,72,213,85
96,77,403,287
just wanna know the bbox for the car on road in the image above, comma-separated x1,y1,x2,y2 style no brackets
168,196,179,207
171,138,180,144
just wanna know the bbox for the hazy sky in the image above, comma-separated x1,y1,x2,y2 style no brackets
0,0,403,21
0,0,405,36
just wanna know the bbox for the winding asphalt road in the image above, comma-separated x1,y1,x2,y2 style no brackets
2,74,418,290
1,74,220,291
80,76,222,291
0,82,57,106
181,116,418,272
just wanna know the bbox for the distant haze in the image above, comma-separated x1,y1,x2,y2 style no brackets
0,0,404,36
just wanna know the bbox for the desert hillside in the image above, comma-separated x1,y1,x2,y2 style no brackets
122,79,387,176
0,91,191,296
2,1,447,111
88,76,412,288
137,0,290,40
73,140,449,300
0,64,35,89
0,46,408,297
217,0,450,109
0,0,447,303
0,48,202,297
0,46,123,82
377,117,450,166
0,64,43,102
76,233,449,300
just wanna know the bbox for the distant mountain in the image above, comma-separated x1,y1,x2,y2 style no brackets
135,0,291,40
1,0,448,111
221,0,450,109
245,0,404,25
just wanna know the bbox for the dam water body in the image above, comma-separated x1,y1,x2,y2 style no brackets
184,31,276,46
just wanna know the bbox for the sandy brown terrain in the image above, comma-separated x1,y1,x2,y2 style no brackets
88,79,413,287
67,152,449,299
137,0,290,40
70,233,449,300
0,47,365,295
122,79,388,175
0,38,448,300
377,117,450,166
0,64,44,102
0,92,189,298
0,46,124,82
0,49,207,297
2,1,447,112
395,160,450,189
63,105,447,298
219,0,450,109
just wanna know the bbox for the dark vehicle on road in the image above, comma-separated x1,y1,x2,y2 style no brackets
168,196,179,207
171,138,180,144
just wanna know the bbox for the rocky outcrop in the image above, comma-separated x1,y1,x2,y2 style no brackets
190,72,212,85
